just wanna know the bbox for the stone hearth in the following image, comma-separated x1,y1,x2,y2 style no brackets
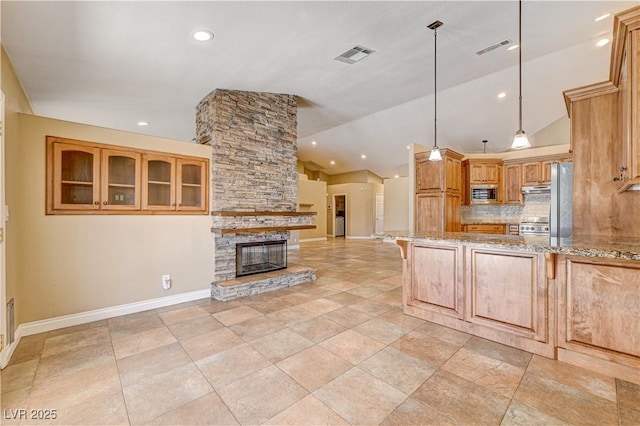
196,89,316,300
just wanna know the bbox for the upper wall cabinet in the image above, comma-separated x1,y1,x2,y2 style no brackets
463,159,501,185
47,136,209,215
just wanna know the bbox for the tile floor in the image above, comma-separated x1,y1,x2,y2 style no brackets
1,239,639,425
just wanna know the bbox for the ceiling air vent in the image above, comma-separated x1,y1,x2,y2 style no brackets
475,39,512,55
334,45,376,64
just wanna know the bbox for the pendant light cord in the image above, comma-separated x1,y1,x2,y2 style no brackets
518,0,523,132
434,26,438,148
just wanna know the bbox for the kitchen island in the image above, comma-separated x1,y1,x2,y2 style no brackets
380,231,640,384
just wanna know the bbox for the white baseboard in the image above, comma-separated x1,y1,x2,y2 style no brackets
346,235,374,240
1,288,211,368
300,237,327,243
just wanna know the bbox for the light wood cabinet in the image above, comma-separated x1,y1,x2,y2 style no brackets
464,159,501,184
47,136,209,214
522,161,543,185
556,255,640,380
465,247,549,343
503,163,523,205
463,224,505,234
415,149,463,233
410,243,463,319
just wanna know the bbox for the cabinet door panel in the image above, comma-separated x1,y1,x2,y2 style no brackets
445,193,461,232
416,157,444,192
522,162,542,185
466,248,547,341
415,193,443,233
143,155,176,210
101,149,141,210
177,159,208,211
485,164,499,184
503,164,522,205
411,244,462,317
469,164,485,183
51,142,101,211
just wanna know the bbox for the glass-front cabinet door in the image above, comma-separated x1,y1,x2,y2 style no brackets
52,142,101,211
177,159,207,212
143,155,176,210
101,149,141,210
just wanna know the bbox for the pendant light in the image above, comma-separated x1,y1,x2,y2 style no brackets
428,20,443,161
511,0,530,149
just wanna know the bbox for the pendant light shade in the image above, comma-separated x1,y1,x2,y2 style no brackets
511,0,531,150
428,20,444,161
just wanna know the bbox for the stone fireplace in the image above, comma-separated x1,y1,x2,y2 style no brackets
196,89,316,301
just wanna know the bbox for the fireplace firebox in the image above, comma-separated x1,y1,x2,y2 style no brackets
236,240,287,277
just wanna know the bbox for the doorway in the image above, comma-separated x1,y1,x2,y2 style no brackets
375,193,384,234
0,91,6,366
334,194,346,237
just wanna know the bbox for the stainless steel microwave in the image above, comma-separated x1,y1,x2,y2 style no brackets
470,184,499,204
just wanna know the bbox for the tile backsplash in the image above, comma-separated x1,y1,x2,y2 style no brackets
462,193,551,224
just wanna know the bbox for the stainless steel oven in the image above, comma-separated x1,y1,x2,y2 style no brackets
470,184,499,204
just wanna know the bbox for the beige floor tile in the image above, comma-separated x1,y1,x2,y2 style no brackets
117,342,192,387
279,292,317,306
46,320,107,339
528,355,617,402
298,298,344,315
27,361,122,413
319,329,385,364
464,336,533,369
249,297,295,315
34,341,114,385
195,298,245,314
314,367,407,425
215,365,308,425
41,326,111,358
228,315,284,341
287,316,346,344
249,328,314,363
354,317,411,345
154,300,197,313
324,291,367,306
501,400,569,425
196,343,271,388
112,326,176,360
325,280,361,291
617,379,640,425
441,347,526,398
167,314,224,341
513,368,618,425
412,369,511,425
411,320,472,347
380,397,457,426
370,291,403,307
391,331,462,367
122,363,213,424
147,391,239,425
378,308,426,330
0,388,30,424
359,347,437,395
1,359,38,395
264,394,349,425
107,310,165,339
265,306,319,326
277,346,352,392
320,306,372,328
6,334,46,367
347,285,385,298
349,299,395,316
212,305,263,326
180,327,244,361
158,305,210,325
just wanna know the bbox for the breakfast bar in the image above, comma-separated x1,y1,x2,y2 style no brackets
380,231,640,384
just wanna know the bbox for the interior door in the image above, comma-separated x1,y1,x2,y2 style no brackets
375,193,384,233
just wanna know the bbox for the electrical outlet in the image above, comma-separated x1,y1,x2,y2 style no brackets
162,274,171,290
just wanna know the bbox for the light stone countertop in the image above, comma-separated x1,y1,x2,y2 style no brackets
377,231,640,261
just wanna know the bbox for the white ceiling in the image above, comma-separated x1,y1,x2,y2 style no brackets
2,1,637,178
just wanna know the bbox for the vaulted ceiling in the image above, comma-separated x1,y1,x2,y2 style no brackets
2,1,636,178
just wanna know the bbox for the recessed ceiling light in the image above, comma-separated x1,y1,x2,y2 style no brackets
361,155,366,159
193,30,214,41
595,13,610,22
498,92,507,98
406,145,410,150
507,44,519,51
137,121,149,126
311,141,317,146
394,174,400,179
596,38,610,47
330,161,335,165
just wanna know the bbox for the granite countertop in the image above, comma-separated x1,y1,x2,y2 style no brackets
377,231,640,261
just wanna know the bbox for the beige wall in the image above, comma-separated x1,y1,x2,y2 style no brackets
16,114,213,323
383,177,410,231
2,46,35,328
298,176,327,240
327,170,383,185
327,182,382,238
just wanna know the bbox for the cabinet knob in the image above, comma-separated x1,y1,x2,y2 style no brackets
103,201,108,205
613,176,621,182
94,201,99,205
620,166,628,172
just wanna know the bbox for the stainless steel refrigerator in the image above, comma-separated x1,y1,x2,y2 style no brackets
550,162,573,241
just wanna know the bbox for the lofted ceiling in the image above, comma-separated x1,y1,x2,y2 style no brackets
2,1,637,178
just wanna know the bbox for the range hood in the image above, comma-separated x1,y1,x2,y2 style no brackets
521,185,551,194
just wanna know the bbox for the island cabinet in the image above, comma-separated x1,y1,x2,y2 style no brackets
556,255,640,381
463,224,505,234
402,240,555,358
